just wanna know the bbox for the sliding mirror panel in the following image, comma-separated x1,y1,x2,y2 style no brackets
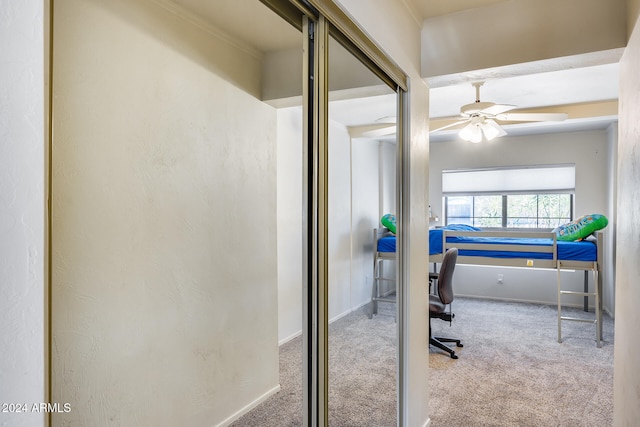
327,32,398,426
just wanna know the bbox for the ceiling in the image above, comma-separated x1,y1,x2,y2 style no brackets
167,0,517,50
427,61,620,142
167,0,301,52
406,0,512,19
162,0,621,141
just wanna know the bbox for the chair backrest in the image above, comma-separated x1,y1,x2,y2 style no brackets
437,248,458,305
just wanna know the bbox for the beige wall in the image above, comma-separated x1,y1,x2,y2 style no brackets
52,0,278,425
263,37,393,103
422,0,627,77
629,0,640,40
613,14,640,426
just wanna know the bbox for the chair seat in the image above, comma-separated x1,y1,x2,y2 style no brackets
429,294,446,314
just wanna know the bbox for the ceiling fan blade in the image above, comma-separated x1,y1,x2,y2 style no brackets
374,116,397,124
431,119,469,132
361,125,396,138
479,104,516,116
496,112,568,122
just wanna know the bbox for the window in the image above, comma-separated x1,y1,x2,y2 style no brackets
445,194,573,228
442,165,575,229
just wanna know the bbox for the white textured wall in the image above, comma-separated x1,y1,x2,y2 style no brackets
52,0,278,425
379,141,397,217
605,123,618,317
276,111,379,343
430,130,613,311
275,103,376,344
613,15,640,425
276,107,303,344
328,120,354,320
350,139,382,307
374,139,398,308
0,1,46,426
276,131,397,334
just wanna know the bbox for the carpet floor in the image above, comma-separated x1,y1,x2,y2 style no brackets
231,297,614,426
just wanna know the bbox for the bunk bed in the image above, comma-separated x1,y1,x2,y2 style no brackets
371,225,604,347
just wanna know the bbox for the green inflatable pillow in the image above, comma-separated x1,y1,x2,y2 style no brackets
553,214,608,241
381,213,397,234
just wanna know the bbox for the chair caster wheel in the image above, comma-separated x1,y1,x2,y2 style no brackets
456,342,463,348
451,353,458,359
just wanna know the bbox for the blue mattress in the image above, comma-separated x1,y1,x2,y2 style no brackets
377,224,597,262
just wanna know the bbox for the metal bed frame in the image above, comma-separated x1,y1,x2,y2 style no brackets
370,227,397,319
371,227,604,347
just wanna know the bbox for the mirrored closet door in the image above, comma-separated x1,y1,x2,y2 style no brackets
326,34,398,426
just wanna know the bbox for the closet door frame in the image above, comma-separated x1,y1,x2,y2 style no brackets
261,1,410,425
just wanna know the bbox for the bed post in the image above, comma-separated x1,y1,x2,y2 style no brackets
557,265,562,343
583,271,589,312
370,228,379,319
596,231,604,347
556,233,562,344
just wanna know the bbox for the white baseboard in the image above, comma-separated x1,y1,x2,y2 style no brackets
279,330,302,346
329,298,373,324
279,299,375,345
215,384,281,427
457,293,596,310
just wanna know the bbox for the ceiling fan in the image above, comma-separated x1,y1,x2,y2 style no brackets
432,82,568,143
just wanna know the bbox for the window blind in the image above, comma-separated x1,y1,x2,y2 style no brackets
442,165,575,195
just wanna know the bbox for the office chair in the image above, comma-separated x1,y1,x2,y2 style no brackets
428,271,439,293
429,247,463,359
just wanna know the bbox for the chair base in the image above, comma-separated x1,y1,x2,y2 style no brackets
430,336,463,359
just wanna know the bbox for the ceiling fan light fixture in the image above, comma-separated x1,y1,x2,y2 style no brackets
459,122,483,143
470,128,483,143
481,119,505,141
481,125,500,141
438,81,568,142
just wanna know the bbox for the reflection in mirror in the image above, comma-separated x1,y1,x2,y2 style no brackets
327,35,398,426
220,1,305,426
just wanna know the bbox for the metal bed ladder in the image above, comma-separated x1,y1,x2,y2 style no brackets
369,228,396,319
556,232,604,348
